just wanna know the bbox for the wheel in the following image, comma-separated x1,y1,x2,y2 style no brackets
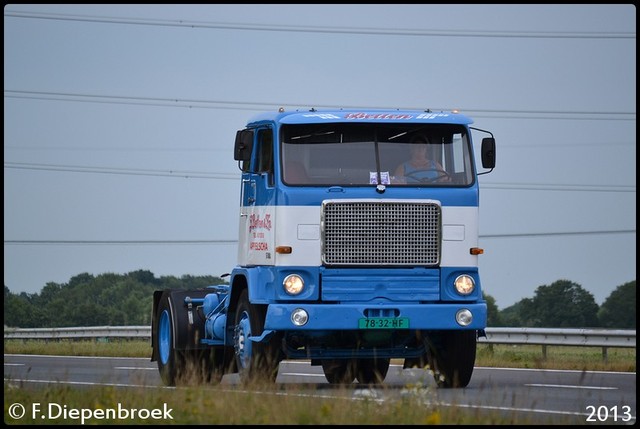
355,357,390,385
156,292,183,386
404,168,451,184
321,359,356,385
233,289,279,384
156,292,225,386
427,330,477,388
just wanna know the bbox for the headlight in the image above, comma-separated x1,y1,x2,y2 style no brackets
291,308,309,326
454,274,475,295
456,309,473,326
283,274,305,295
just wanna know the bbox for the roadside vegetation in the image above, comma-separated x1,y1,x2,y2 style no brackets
4,339,635,373
4,340,634,424
4,274,635,424
4,381,583,425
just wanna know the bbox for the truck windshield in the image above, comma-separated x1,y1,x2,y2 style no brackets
280,123,474,186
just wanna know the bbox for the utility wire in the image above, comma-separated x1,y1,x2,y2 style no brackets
481,230,635,239
4,240,237,245
3,162,238,180
4,10,636,39
4,90,636,120
4,139,636,152
4,229,635,246
4,162,636,193
480,183,635,193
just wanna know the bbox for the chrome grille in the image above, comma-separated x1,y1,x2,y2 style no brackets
321,200,441,266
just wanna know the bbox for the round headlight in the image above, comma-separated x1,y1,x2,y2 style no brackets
456,309,473,326
291,308,309,326
283,274,305,295
454,274,475,295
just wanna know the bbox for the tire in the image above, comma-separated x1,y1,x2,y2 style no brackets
321,359,356,385
156,291,226,386
156,292,183,386
427,330,477,388
355,357,390,385
233,289,279,384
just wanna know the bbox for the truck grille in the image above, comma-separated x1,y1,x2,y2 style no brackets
321,200,441,266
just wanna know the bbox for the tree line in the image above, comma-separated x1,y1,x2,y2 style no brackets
3,270,635,329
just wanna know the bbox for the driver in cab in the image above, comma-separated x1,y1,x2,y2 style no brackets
393,135,451,184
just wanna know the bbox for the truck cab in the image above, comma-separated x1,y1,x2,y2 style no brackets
151,108,496,388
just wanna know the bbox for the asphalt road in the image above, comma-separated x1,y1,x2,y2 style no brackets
4,354,636,425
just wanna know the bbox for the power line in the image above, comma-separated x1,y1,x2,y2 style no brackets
4,229,635,246
2,90,311,113
3,162,238,180
4,10,636,39
4,162,636,193
4,90,636,120
4,145,229,153
5,141,634,153
495,141,634,148
480,182,635,193
481,230,635,239
4,240,238,245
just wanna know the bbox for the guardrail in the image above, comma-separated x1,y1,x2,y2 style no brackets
479,327,636,362
4,326,636,362
3,326,151,340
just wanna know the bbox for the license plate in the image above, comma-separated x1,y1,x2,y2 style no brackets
358,317,409,329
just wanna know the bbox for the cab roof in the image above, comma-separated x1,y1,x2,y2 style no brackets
246,108,474,127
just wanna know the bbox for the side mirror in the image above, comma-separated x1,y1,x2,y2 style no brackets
481,137,496,169
234,130,254,161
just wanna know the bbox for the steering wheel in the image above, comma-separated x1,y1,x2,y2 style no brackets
403,168,451,183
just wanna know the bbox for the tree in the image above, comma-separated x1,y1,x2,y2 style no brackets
500,298,535,327
67,273,95,289
3,271,228,327
4,286,29,327
529,279,600,327
598,280,636,329
128,269,159,286
483,292,504,326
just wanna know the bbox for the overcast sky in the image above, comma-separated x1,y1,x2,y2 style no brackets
4,4,636,310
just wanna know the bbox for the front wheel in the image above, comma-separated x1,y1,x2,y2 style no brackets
321,359,356,385
234,290,280,384
427,330,477,388
355,357,390,385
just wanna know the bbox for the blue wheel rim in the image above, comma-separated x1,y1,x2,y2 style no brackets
158,309,171,365
236,311,252,369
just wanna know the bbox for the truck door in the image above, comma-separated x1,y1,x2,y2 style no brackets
238,127,276,266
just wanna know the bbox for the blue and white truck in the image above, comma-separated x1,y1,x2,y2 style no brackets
151,108,496,388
